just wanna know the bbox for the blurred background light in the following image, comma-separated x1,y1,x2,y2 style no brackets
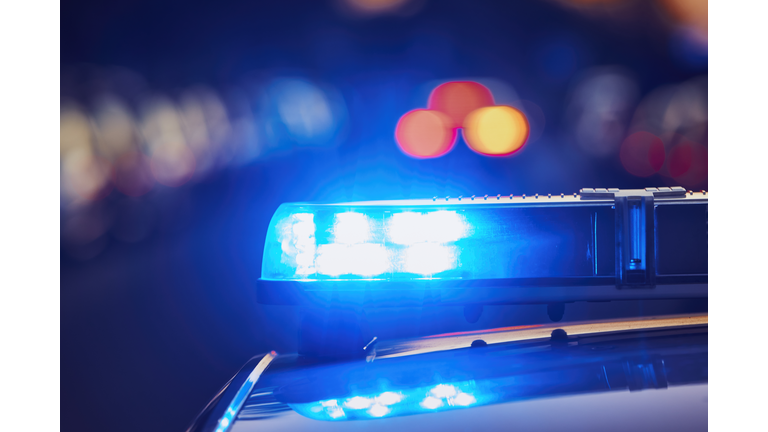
667,137,707,188
428,81,495,128
509,100,546,144
178,87,233,179
60,103,112,205
91,95,139,161
61,204,112,261
395,109,456,158
627,75,707,187
619,131,666,177
657,0,708,40
61,148,113,203
112,151,154,197
261,78,347,152
629,76,707,143
140,96,197,187
334,0,424,18
463,106,530,156
149,144,197,187
567,67,639,157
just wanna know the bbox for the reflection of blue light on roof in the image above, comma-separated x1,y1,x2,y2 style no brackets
290,381,483,421
377,392,404,405
430,384,458,398
452,392,477,406
420,396,444,410
344,396,373,410
319,400,345,419
367,404,391,417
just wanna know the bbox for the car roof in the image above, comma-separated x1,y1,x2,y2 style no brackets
199,314,708,432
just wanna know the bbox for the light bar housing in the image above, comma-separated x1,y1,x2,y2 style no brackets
257,187,707,305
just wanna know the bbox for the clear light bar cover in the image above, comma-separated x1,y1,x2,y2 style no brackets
261,202,606,281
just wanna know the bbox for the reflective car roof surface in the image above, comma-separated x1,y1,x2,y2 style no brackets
203,314,708,432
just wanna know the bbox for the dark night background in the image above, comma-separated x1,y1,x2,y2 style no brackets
60,0,707,431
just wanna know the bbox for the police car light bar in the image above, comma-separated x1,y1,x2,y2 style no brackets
257,187,707,305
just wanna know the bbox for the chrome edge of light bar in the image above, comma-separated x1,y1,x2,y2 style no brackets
376,314,709,359
300,189,707,207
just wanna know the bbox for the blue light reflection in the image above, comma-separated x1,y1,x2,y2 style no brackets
290,381,482,421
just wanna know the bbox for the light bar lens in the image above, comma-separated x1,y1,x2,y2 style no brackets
261,203,610,281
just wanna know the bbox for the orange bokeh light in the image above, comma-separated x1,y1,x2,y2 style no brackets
428,81,495,128
620,131,666,177
395,109,457,158
462,106,529,156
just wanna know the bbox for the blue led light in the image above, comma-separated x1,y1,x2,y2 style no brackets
388,211,470,245
402,243,458,275
276,213,316,277
315,243,391,277
262,202,602,281
290,381,484,421
332,212,373,244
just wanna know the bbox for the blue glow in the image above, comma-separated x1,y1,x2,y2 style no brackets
367,404,390,417
290,382,482,421
429,384,457,398
452,392,477,406
315,243,390,277
376,392,404,405
214,352,277,432
388,211,469,245
403,243,458,275
344,396,373,410
420,396,443,410
333,212,373,244
320,400,345,419
276,213,316,277
262,202,601,281
260,78,348,150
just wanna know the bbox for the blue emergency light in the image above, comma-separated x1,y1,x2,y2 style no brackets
257,187,707,306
